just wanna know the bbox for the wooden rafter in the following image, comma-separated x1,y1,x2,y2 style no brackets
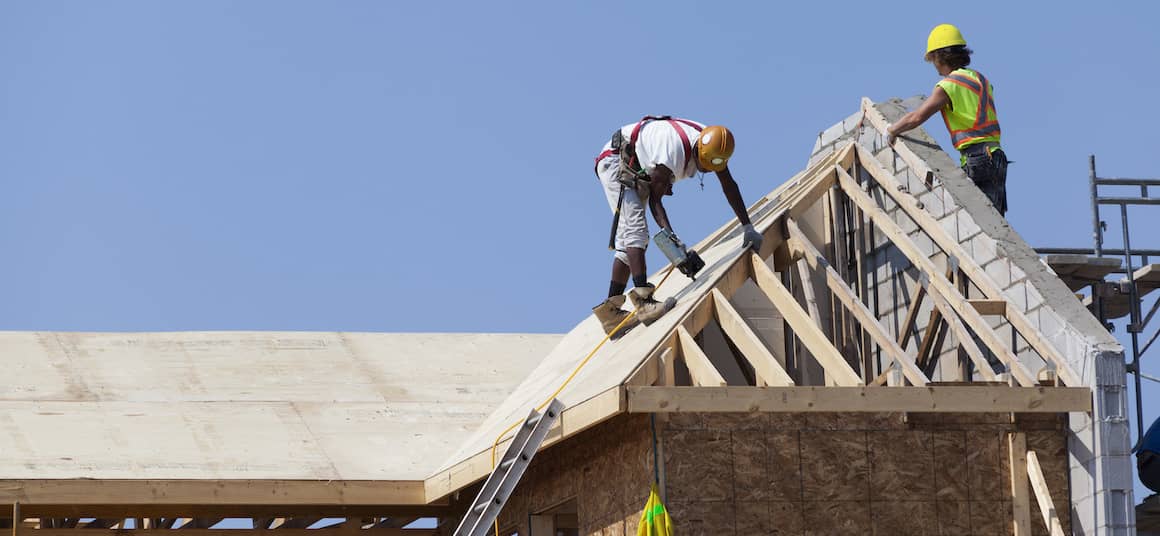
749,253,862,386
786,219,928,386
835,164,1035,386
676,325,726,387
849,141,1080,386
709,289,794,386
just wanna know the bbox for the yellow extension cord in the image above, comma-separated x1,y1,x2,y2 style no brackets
489,265,677,536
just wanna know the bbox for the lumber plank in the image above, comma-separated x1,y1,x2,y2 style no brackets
709,289,795,387
1027,451,1066,536
625,386,1092,413
835,165,1034,386
14,505,450,519
851,143,1081,387
1008,433,1032,536
786,220,928,386
748,253,862,386
923,278,998,382
969,299,1008,316
0,480,427,507
859,97,933,178
23,531,437,536
676,326,727,387
898,281,927,349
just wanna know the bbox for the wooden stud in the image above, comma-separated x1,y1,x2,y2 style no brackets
1008,433,1032,536
787,220,928,386
710,288,794,386
1027,451,1066,536
626,386,1092,413
835,165,1033,386
851,142,1081,387
676,325,727,387
748,253,863,386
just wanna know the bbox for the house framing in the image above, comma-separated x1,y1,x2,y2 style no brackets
0,99,1135,535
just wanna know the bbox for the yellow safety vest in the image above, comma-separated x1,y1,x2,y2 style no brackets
935,68,1001,151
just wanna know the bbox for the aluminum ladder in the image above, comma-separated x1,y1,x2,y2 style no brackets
452,399,564,536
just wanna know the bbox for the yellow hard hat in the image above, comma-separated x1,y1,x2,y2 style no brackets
696,125,734,172
926,23,967,55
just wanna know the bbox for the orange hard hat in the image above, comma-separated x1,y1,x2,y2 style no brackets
696,125,734,172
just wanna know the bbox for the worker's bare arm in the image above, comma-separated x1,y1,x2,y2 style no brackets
648,165,675,232
715,166,753,226
888,86,950,142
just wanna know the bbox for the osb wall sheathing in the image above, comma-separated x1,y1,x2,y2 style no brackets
491,411,1069,535
663,412,1070,536
495,413,656,535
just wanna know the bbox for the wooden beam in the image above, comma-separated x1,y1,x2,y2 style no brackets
1008,433,1032,536
923,277,998,383
787,220,928,386
851,143,1081,387
626,386,1092,413
710,289,794,386
1027,451,1066,536
835,165,1035,386
969,299,1008,316
748,253,862,386
0,481,428,508
19,530,438,536
13,505,449,519
676,325,727,387
859,97,933,179
898,280,927,349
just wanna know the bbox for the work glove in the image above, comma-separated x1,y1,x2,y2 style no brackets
884,123,896,146
660,228,687,255
742,224,763,253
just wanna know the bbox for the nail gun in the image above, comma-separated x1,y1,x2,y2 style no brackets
653,229,705,280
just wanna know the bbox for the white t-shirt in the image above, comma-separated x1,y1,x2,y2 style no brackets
600,119,706,182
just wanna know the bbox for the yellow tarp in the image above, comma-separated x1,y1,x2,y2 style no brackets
636,483,673,536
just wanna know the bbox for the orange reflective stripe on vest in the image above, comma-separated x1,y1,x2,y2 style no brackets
938,70,1001,150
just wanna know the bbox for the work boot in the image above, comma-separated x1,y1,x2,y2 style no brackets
629,284,676,326
592,295,638,338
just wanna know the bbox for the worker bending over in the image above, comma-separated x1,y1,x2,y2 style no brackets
591,116,763,336
886,24,1009,215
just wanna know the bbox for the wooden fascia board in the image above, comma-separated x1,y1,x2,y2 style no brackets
0,480,429,506
625,386,1092,413
423,385,624,502
21,531,438,536
15,504,451,519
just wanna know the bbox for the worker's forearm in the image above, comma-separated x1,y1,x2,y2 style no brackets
649,199,673,232
720,180,751,226
889,112,925,136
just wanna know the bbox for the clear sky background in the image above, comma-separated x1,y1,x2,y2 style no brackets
2,1,1158,502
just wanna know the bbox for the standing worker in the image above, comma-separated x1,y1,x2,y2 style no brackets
591,116,764,337
886,24,1009,215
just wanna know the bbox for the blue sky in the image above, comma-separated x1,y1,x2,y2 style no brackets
2,1,1158,501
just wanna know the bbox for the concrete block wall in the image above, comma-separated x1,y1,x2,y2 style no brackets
810,99,1133,534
